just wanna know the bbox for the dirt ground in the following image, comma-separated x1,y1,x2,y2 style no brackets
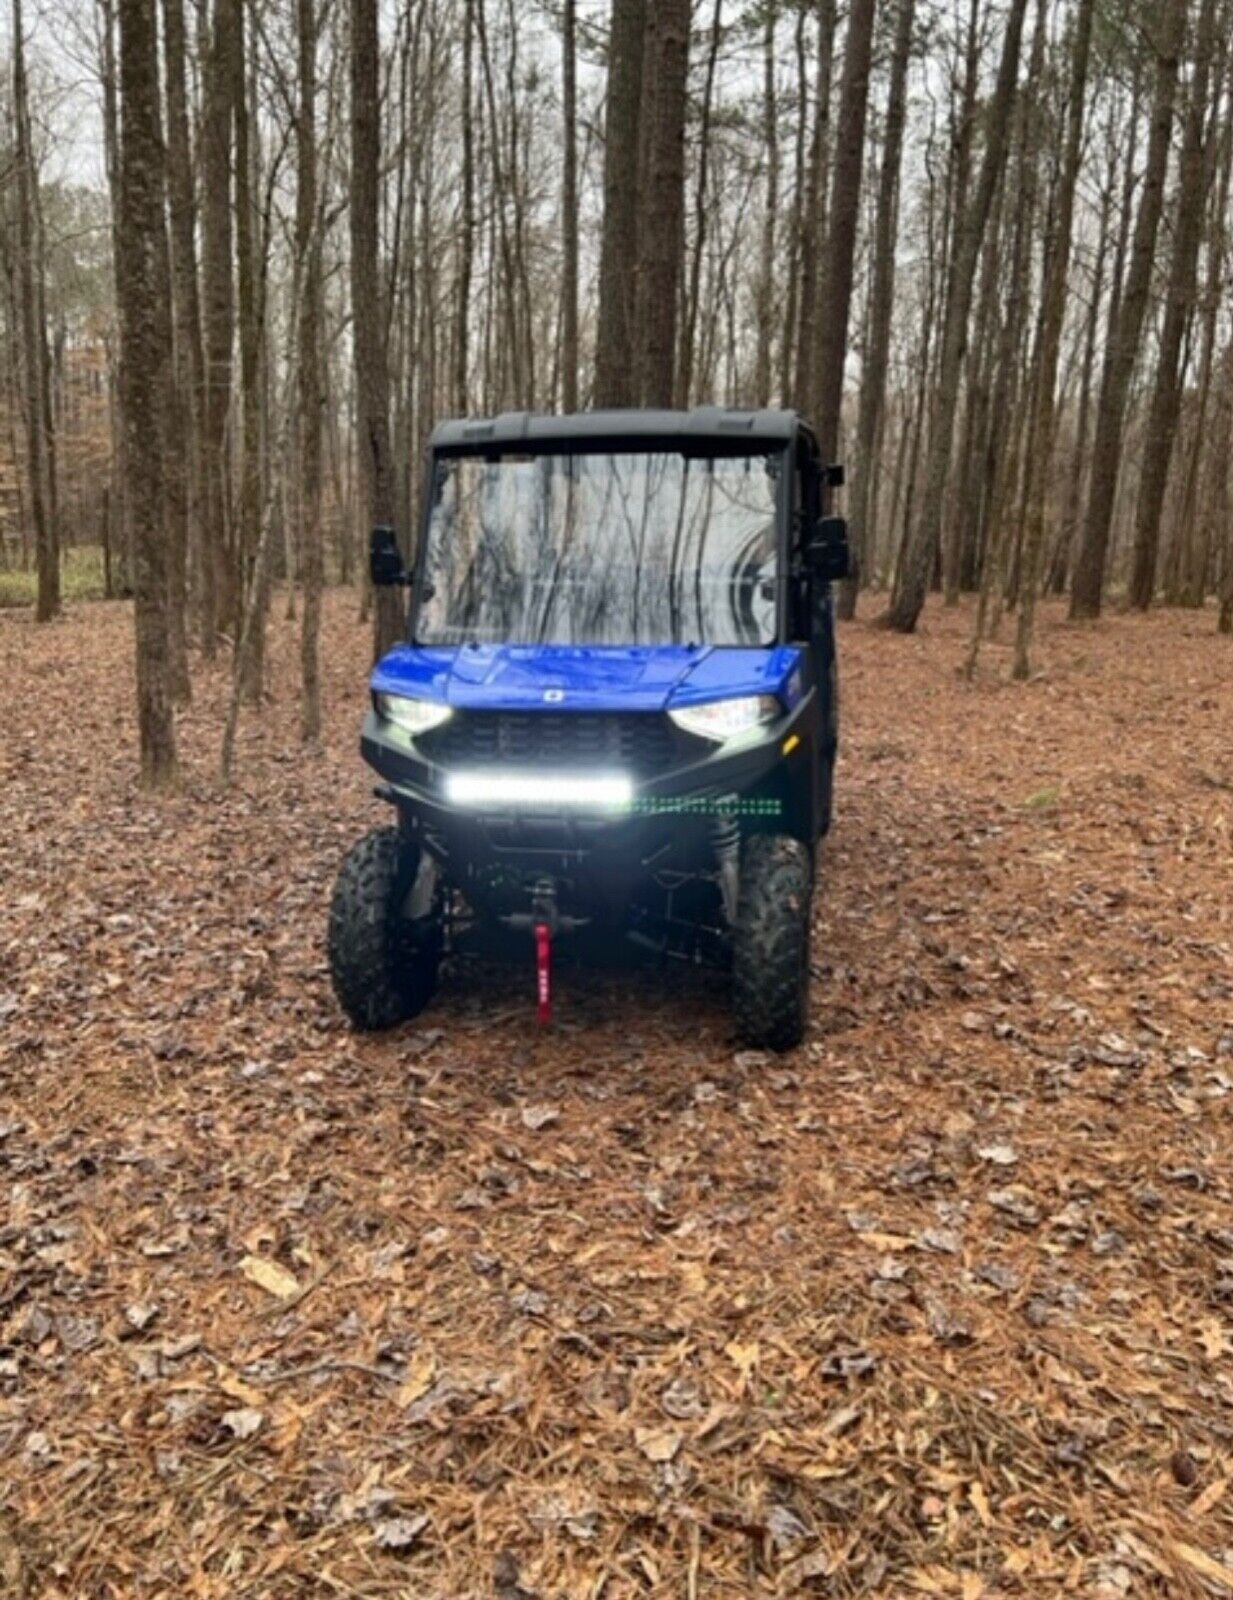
2,594,1232,1599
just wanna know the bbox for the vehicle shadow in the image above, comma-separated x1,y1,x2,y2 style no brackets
426,927,735,1046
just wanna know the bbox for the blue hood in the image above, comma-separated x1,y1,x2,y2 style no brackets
371,643,805,715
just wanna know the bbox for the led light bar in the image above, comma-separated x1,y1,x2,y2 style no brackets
444,770,634,811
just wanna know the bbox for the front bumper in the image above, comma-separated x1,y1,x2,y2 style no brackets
360,694,817,865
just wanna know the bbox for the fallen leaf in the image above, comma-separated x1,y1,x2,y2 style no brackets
124,1302,159,1332
396,1349,437,1409
766,1503,809,1553
373,1514,429,1551
725,1340,759,1385
976,1143,1018,1167
635,1426,682,1463
221,1407,263,1440
239,1255,301,1300
218,1372,265,1406
520,1103,560,1131
781,1549,832,1586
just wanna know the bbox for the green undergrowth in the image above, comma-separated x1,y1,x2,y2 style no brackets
0,547,110,609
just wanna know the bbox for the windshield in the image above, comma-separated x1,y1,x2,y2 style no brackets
414,449,782,647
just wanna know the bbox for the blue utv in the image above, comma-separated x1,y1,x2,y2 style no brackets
328,408,848,1051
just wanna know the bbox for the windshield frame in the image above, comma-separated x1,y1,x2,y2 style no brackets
407,437,795,650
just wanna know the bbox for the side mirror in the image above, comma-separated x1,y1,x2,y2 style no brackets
370,525,408,588
805,515,851,583
824,463,846,490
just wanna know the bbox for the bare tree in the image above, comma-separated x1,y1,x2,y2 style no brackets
561,0,579,412
1071,0,1185,620
842,0,915,617
455,0,475,413
1128,0,1219,610
814,0,877,466
594,0,646,407
298,0,324,739
1012,0,1095,678
351,0,402,658
116,0,177,783
888,0,1031,633
162,0,202,700
633,0,689,407
792,0,837,419
200,0,234,655
753,7,780,409
11,0,59,622
678,0,724,409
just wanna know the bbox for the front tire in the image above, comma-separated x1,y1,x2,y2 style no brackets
732,834,813,1052
328,826,440,1031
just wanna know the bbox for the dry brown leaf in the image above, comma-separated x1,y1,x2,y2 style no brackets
679,1261,707,1296
396,1350,437,1409
635,1426,682,1463
221,1406,263,1440
218,1372,265,1407
725,1340,759,1385
969,1481,991,1527
239,1255,301,1300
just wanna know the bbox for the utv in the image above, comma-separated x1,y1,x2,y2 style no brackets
329,408,848,1051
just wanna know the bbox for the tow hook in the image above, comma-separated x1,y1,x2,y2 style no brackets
499,880,588,1026
535,921,552,1024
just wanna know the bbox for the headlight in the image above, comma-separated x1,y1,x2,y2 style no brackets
668,695,781,743
374,693,453,735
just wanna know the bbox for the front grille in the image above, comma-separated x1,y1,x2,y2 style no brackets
419,711,678,780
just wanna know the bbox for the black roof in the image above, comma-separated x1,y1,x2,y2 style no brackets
430,407,803,452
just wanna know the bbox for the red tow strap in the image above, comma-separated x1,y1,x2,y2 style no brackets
535,923,552,1024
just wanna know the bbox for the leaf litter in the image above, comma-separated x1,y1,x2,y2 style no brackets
1,596,1232,1594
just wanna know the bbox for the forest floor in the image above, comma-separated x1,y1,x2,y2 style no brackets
2,593,1232,1599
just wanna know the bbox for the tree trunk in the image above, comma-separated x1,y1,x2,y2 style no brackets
12,0,60,622
561,0,579,411
1128,0,1218,610
780,8,809,406
594,0,646,407
116,0,178,785
298,0,324,740
233,0,265,701
633,0,689,408
887,0,1031,633
814,0,877,466
454,0,475,414
792,0,837,420
161,0,202,702
840,0,915,618
98,0,129,593
678,0,723,409
1178,59,1233,608
753,8,779,409
1012,0,1095,678
1070,0,1185,620
200,0,234,657
351,0,403,658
